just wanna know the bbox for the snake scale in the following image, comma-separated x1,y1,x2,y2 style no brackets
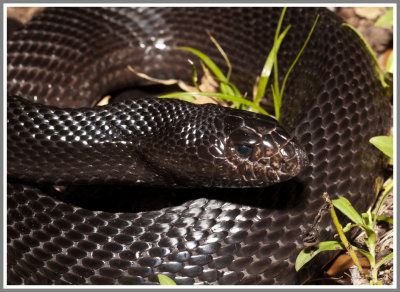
7,7,391,285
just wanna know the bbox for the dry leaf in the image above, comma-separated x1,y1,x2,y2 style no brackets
354,7,386,20
7,7,44,23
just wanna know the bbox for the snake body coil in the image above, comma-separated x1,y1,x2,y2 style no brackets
7,7,391,285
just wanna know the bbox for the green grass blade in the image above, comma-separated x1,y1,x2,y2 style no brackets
255,25,291,105
272,7,287,101
159,92,270,116
220,80,243,97
219,83,241,109
271,85,280,121
177,47,228,83
164,94,195,103
255,76,269,105
218,81,238,108
188,59,201,92
220,83,235,96
274,7,287,52
199,59,207,73
177,45,243,107
208,33,232,81
341,23,387,88
279,15,319,105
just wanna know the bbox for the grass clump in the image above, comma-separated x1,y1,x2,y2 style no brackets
159,7,319,122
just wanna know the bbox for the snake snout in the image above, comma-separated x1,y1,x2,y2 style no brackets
294,143,310,172
278,140,309,180
257,133,309,184
219,109,310,187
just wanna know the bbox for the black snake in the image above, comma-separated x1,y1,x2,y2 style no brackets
7,7,391,285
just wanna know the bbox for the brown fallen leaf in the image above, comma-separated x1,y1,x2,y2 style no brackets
354,7,387,20
7,7,44,23
326,252,370,278
127,65,227,106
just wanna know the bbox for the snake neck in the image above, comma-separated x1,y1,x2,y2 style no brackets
7,94,184,185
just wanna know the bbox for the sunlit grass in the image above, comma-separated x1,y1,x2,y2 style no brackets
159,7,319,122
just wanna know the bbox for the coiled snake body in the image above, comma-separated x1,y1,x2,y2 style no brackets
7,7,391,285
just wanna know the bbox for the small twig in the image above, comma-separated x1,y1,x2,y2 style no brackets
323,192,365,277
127,65,179,85
349,265,369,285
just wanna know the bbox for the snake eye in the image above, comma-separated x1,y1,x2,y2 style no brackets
235,145,253,157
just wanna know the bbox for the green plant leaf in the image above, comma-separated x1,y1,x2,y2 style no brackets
332,197,364,226
386,51,393,74
370,135,393,161
161,93,195,103
255,25,291,105
373,214,393,225
271,85,280,118
364,226,376,250
158,274,176,285
177,47,228,83
219,80,243,98
295,241,344,271
220,82,235,97
271,7,288,102
357,248,375,265
375,8,393,27
208,33,232,81
374,179,393,226
361,207,374,227
342,222,358,233
376,252,393,271
159,92,269,116
342,23,387,88
177,41,244,110
279,14,320,108
188,59,201,92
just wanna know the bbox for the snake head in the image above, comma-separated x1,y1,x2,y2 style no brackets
143,101,309,188
212,109,310,187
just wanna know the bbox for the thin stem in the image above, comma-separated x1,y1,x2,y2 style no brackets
324,193,365,276
272,7,287,100
279,14,320,104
